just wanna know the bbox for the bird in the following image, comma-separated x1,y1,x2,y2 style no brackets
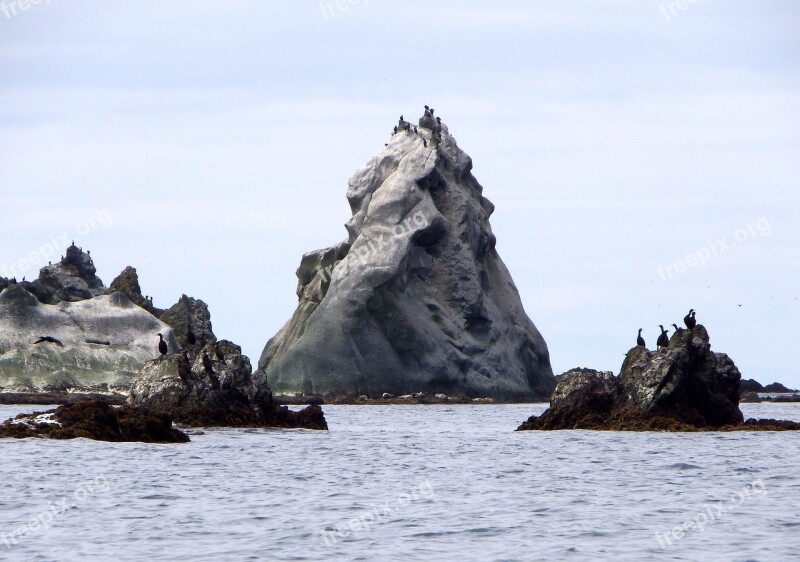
157,333,168,356
33,336,63,347
684,309,696,329
672,323,683,333
423,139,427,147
214,344,227,365
636,328,645,347
656,325,669,350
430,108,435,116
414,126,418,134
177,351,192,385
393,126,397,134
186,324,197,346
202,352,220,389
399,115,403,121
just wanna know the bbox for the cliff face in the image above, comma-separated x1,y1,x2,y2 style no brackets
0,284,178,392
258,111,554,400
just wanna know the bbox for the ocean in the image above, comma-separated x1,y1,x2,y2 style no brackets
1,403,798,561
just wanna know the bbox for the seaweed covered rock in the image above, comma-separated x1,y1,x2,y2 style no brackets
0,399,189,443
128,341,327,429
516,326,794,431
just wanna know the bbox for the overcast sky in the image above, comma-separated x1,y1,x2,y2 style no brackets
2,1,799,389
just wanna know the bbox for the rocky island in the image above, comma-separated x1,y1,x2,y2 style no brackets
518,324,800,431
258,109,555,402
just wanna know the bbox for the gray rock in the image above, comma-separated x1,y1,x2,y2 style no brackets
27,244,105,304
0,284,177,392
159,294,215,347
107,266,160,315
259,113,554,401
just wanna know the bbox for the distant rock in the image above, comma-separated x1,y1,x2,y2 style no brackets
159,294,215,348
107,266,160,315
739,391,761,403
740,378,765,393
128,340,327,429
763,381,797,393
516,327,796,431
25,244,105,304
0,399,189,443
259,111,554,401
0,284,178,392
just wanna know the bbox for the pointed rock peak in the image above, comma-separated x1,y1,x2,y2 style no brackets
259,111,554,401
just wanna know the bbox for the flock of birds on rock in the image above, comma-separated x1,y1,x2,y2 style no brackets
157,324,224,389
637,309,697,351
385,105,443,148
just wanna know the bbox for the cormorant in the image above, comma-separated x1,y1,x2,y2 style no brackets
636,328,645,347
672,323,683,333
656,325,669,350
202,352,220,389
214,344,226,365
33,336,63,347
157,333,168,356
684,309,696,329
393,126,397,134
186,325,197,346
430,108,435,116
423,139,427,147
414,126,418,134
177,351,192,385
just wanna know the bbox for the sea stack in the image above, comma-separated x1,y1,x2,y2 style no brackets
257,112,554,401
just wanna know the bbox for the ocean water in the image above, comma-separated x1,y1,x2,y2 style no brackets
1,403,799,562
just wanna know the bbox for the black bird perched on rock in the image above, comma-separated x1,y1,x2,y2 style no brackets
202,352,220,389
636,328,645,347
33,336,63,347
157,333,168,356
672,323,683,334
657,325,669,350
684,309,696,329
413,126,418,134
186,325,197,346
393,126,397,134
214,344,226,365
177,351,192,385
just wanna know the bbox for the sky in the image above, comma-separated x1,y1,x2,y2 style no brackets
1,1,798,389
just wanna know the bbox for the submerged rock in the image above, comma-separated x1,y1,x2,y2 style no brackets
128,341,327,429
0,399,189,443
517,326,798,431
259,111,554,401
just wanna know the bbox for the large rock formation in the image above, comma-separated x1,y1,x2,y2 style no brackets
258,111,554,401
20,244,105,304
518,326,800,431
128,340,327,429
0,284,178,392
159,294,215,348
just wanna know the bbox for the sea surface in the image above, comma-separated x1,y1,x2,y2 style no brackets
1,403,799,562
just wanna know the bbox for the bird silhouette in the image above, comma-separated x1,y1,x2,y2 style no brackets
684,309,696,329
33,336,63,347
636,328,645,347
157,333,168,356
657,325,669,350
186,324,197,346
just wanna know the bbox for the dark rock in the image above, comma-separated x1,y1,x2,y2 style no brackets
740,378,764,393
516,327,796,431
159,294,215,347
763,382,797,393
27,244,105,304
128,340,326,429
259,116,553,401
107,266,160,315
739,391,762,403
0,399,189,443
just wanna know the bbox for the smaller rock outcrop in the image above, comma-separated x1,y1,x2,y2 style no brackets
159,294,215,348
128,341,327,429
763,381,797,393
27,244,105,304
518,326,800,431
107,266,159,315
739,378,764,393
0,399,189,442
